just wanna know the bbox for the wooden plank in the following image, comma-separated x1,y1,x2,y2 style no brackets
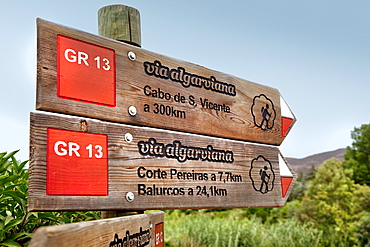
29,211,164,247
29,112,296,211
36,18,296,146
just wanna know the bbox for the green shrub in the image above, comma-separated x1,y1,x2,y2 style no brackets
0,150,100,246
354,212,370,247
164,210,323,247
295,159,370,245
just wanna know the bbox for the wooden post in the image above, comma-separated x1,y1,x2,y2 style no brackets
98,4,141,47
99,4,142,218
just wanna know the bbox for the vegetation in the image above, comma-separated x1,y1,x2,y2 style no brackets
1,123,370,246
295,158,370,246
343,123,370,185
165,210,322,247
288,165,317,201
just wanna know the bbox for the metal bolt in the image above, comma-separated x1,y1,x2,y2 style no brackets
124,133,133,143
128,51,136,61
128,106,137,116
126,192,135,202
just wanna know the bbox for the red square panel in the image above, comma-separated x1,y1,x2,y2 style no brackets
155,223,164,247
47,128,108,196
57,35,116,106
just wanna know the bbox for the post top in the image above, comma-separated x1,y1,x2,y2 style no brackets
98,4,141,47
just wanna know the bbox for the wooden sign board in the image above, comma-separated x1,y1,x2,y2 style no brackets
29,211,164,247
36,18,296,146
29,112,296,211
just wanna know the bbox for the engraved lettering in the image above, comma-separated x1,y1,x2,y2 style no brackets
110,227,151,247
137,138,234,163
143,60,236,96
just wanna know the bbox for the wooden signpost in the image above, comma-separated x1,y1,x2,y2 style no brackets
29,112,294,211
27,5,297,246
36,18,295,147
29,211,164,247
30,7,296,213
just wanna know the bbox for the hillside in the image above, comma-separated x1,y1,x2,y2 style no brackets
286,148,346,175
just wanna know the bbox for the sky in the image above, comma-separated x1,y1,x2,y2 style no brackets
1,1,369,162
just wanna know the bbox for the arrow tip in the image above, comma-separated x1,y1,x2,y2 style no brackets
279,154,294,198
282,117,294,137
281,177,294,198
280,96,296,137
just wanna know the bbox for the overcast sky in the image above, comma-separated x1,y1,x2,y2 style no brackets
1,1,369,161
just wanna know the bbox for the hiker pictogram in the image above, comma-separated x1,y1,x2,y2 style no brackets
250,155,275,194
251,94,276,131
259,166,271,193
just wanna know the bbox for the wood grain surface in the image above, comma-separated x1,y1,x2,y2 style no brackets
29,211,164,247
98,5,141,46
29,112,296,211
36,18,295,146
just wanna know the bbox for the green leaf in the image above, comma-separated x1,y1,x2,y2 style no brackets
0,161,11,174
26,212,38,219
4,218,22,232
17,161,28,172
15,184,28,195
10,156,19,172
35,213,60,223
4,215,13,226
0,239,22,247
0,151,19,165
2,191,25,208
4,185,17,191
0,175,20,187
0,152,6,160
7,232,32,242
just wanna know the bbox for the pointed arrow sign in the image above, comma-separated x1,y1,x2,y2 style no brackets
29,212,164,247
29,112,296,211
36,19,296,146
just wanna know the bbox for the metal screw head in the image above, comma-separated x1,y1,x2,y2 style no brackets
128,106,137,116
124,133,133,143
128,51,136,61
126,192,135,202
